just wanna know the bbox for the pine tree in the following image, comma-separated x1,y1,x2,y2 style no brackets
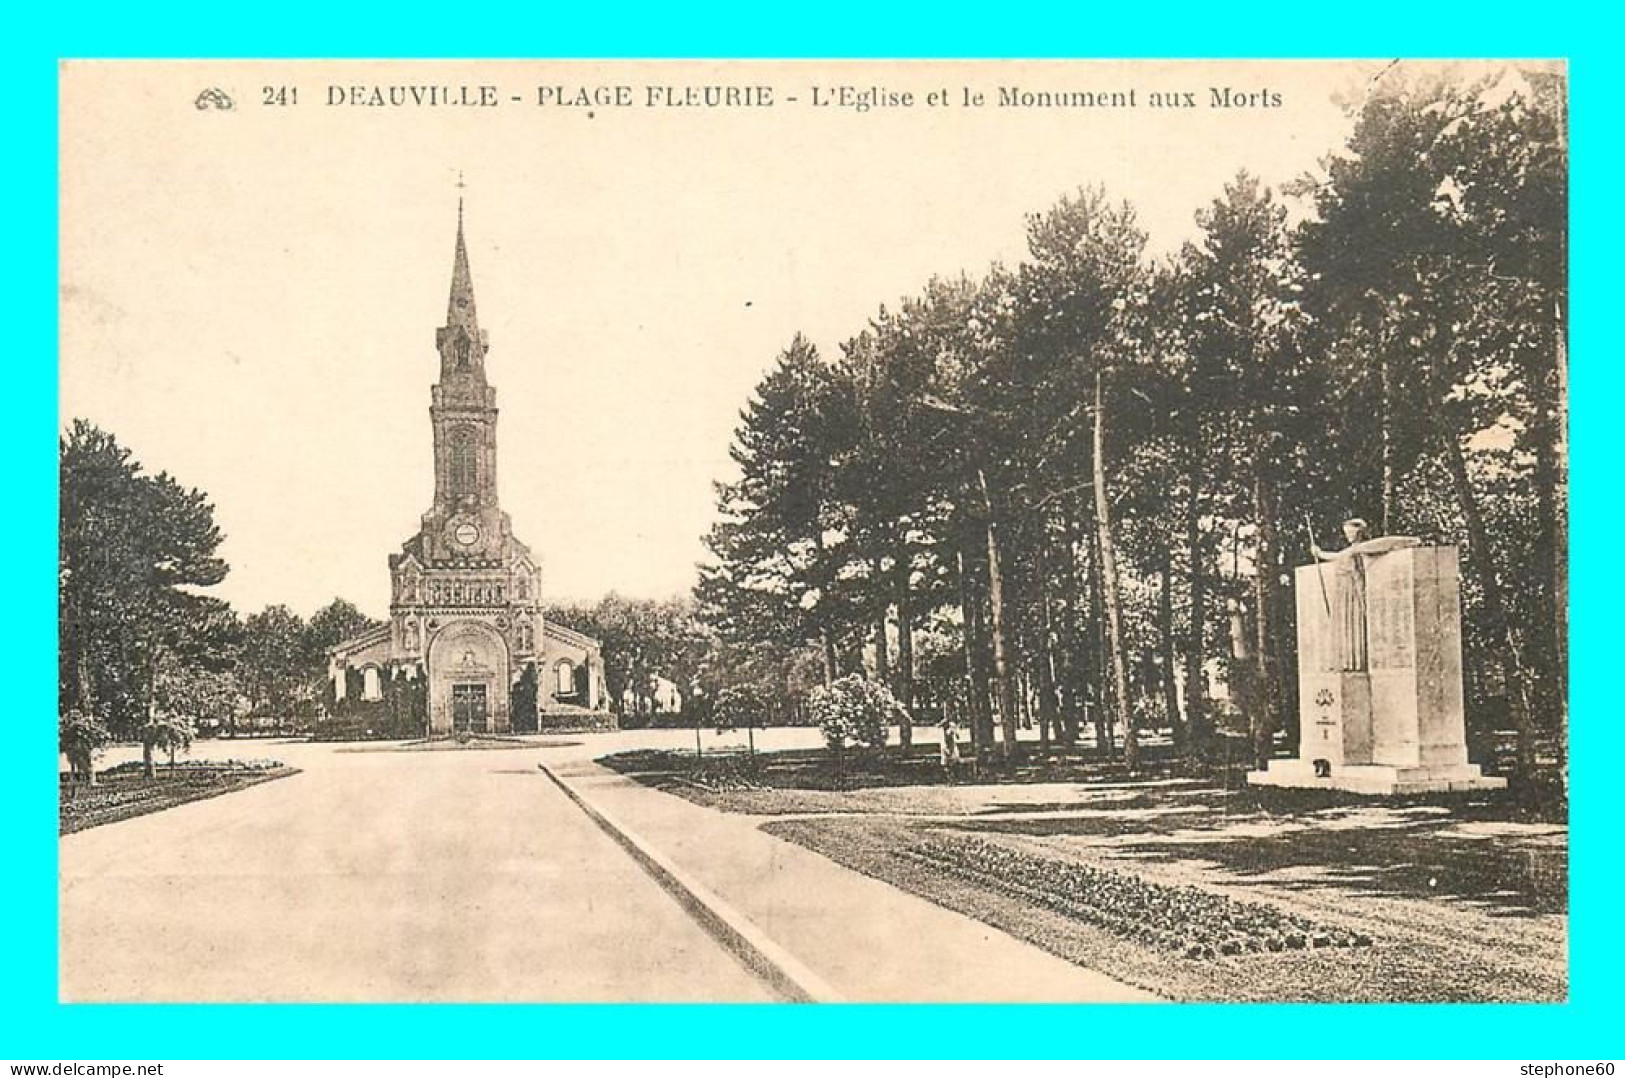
698,335,857,687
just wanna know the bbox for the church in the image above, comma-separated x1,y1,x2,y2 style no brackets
327,203,610,734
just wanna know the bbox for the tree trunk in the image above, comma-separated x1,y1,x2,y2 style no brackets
1085,499,1113,758
978,469,1020,763
1057,513,1084,745
872,557,891,689
1251,471,1283,770
1036,554,1062,755
1380,341,1395,534
1182,448,1209,763
74,652,99,787
957,545,993,760
1093,370,1137,770
895,569,914,750
1552,298,1569,793
820,625,837,687
67,747,94,787
1159,545,1183,748
1444,434,1539,785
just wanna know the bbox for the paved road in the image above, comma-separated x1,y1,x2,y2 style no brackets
59,739,775,1002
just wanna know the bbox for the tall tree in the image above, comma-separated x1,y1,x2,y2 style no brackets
239,605,309,719
1015,187,1150,768
698,335,857,688
59,421,230,776
306,598,382,660
1181,172,1312,767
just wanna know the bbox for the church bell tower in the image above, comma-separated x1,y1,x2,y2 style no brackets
423,200,510,563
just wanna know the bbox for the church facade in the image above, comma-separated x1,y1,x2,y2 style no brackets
328,205,609,734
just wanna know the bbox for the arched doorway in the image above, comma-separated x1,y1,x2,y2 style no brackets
425,620,511,735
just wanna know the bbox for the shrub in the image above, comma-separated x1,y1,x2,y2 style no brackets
310,714,377,742
712,685,768,734
808,675,897,754
60,708,111,782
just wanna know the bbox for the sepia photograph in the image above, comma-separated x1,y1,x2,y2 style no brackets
56,58,1568,1009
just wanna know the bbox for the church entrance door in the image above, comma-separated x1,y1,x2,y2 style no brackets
451,682,488,734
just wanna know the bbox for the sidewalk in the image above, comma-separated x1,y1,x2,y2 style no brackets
544,752,1159,1003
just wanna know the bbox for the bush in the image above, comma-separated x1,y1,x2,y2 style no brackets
808,675,897,754
310,713,406,742
712,685,768,733
59,708,111,780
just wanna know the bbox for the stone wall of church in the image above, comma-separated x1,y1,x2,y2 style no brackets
538,633,600,711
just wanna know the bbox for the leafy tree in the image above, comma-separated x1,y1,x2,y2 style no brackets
712,684,768,753
152,651,239,759
142,713,195,776
239,605,309,719
59,421,229,777
306,598,381,660
546,594,710,720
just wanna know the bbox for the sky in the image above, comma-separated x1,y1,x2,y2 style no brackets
60,59,1393,620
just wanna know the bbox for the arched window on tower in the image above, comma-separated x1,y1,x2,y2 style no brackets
556,659,576,697
449,428,477,496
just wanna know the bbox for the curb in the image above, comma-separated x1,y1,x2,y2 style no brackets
537,761,844,1003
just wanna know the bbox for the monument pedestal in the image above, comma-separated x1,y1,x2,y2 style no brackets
1247,759,1505,794
1247,544,1506,796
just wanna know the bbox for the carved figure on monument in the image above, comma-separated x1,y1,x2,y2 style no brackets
1310,518,1420,672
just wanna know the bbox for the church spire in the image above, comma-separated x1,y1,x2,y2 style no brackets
436,191,489,384
447,196,479,333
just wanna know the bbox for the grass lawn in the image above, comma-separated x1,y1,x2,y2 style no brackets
600,743,1566,1002
59,759,298,835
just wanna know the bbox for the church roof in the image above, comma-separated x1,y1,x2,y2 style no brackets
329,622,391,660
543,618,602,652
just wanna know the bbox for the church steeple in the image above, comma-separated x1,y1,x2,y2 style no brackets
428,194,500,528
436,197,489,384
447,198,479,333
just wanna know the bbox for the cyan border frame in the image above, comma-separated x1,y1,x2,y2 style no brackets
9,2,1612,1059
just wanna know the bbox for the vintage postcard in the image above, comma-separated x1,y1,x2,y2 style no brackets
57,59,1567,1004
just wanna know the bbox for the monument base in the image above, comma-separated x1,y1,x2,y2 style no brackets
1246,759,1507,795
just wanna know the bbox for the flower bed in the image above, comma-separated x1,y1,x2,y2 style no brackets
97,758,284,776
60,761,296,834
904,834,1372,960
